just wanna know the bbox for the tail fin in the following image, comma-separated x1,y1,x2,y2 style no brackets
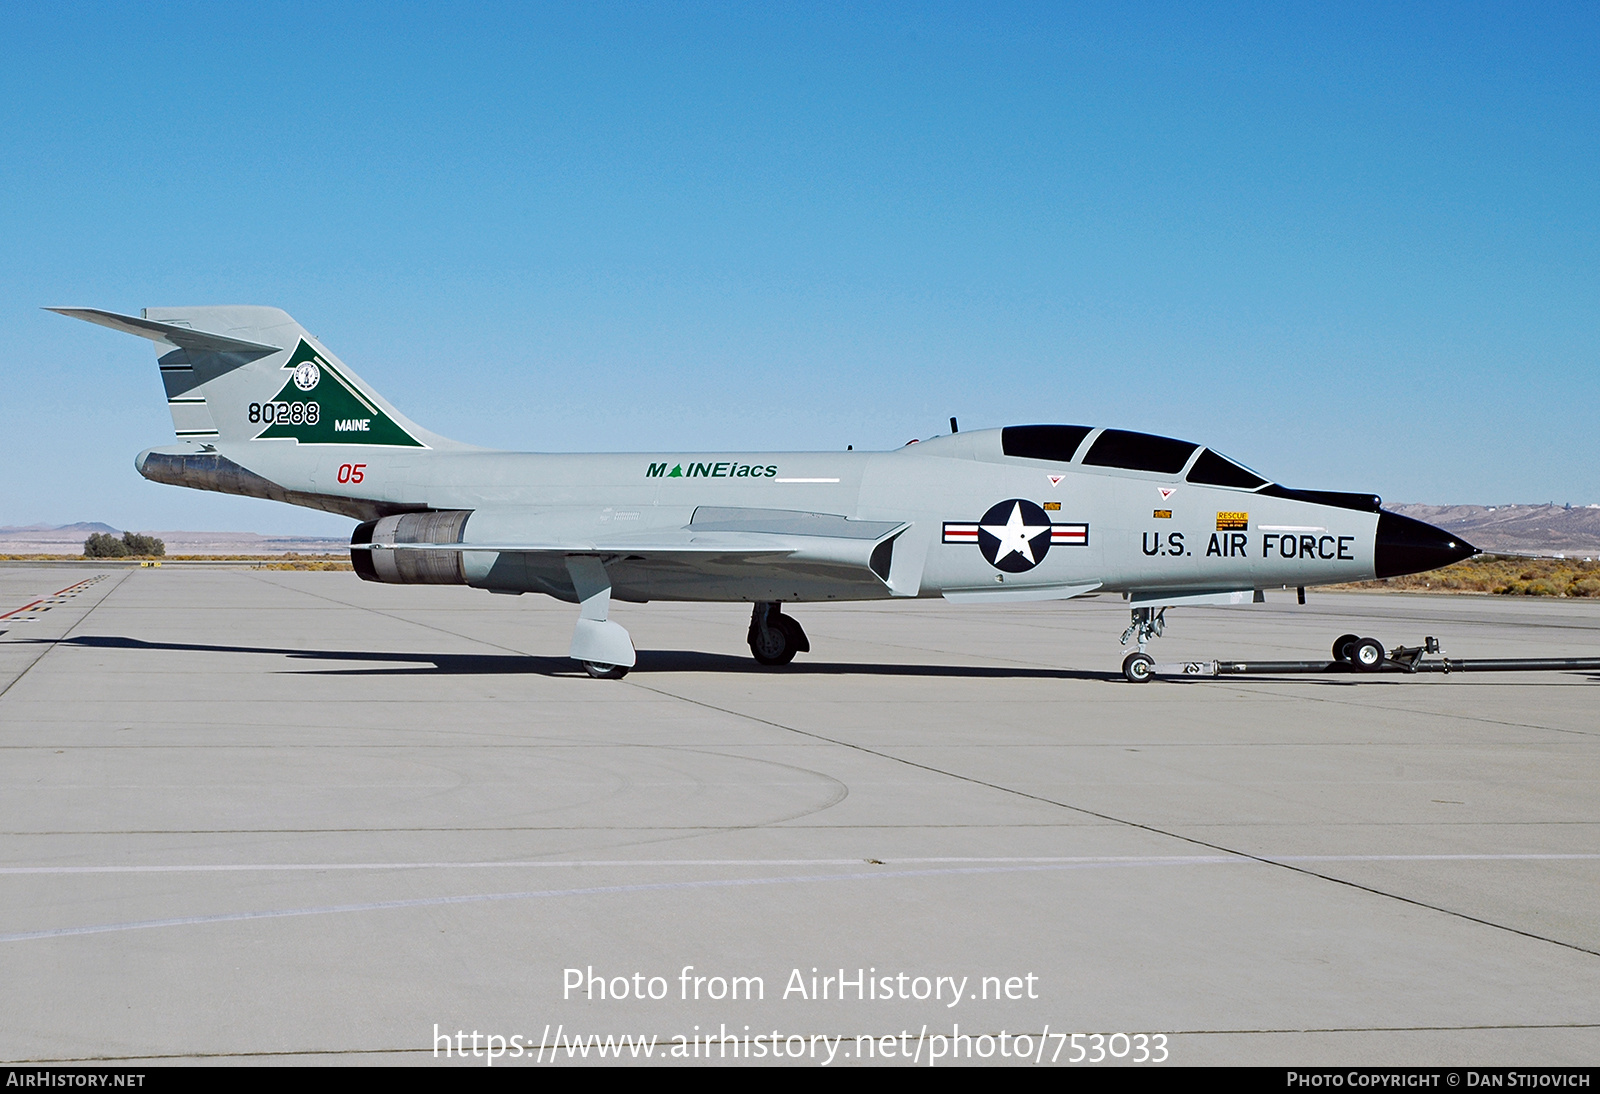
49,306,456,449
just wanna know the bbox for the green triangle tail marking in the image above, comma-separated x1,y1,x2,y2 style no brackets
255,341,425,447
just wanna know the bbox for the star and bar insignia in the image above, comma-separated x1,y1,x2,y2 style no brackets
943,499,1089,573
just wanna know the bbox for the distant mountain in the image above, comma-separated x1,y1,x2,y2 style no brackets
0,522,120,534
1389,504,1600,558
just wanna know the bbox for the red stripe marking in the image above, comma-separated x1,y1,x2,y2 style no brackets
0,579,99,620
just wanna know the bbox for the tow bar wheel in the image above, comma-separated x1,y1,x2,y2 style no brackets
1122,652,1156,683
1333,633,1361,662
1351,637,1386,672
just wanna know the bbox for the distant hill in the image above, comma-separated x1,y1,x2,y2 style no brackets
1,522,120,535
1388,504,1600,558
0,524,346,556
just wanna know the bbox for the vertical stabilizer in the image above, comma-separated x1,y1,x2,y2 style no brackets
49,306,461,449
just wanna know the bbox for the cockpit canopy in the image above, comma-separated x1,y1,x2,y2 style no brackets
1000,425,1265,487
998,424,1382,512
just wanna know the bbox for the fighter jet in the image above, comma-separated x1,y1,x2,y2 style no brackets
54,305,1478,681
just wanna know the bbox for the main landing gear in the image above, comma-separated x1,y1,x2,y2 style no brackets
748,602,810,666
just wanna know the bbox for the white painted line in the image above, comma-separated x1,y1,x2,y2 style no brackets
0,861,1242,942
0,855,1233,875
5,853,1596,943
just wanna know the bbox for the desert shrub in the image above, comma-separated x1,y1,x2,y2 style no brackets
121,533,165,556
83,532,165,558
83,533,129,558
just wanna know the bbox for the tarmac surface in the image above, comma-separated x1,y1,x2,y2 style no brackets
0,565,1597,1066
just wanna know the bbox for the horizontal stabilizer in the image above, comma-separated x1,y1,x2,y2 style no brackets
46,308,282,355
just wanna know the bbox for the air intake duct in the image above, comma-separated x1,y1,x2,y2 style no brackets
351,510,473,584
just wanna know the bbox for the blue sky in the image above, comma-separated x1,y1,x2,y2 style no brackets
3,2,1596,535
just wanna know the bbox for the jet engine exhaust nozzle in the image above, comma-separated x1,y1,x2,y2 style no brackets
1374,511,1479,579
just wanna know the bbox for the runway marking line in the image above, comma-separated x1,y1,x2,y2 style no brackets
3,852,1599,876
0,577,107,622
628,680,1600,961
4,853,1599,944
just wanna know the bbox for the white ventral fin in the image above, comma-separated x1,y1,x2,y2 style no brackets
1128,589,1256,608
943,583,1101,604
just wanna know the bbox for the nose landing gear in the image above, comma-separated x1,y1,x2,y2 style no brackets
1120,607,1167,682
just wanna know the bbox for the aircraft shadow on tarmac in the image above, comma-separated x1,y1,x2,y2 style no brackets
50,635,1108,681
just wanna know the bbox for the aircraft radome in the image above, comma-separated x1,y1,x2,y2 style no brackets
55,306,1479,682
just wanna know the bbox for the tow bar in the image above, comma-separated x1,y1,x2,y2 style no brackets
1127,636,1600,682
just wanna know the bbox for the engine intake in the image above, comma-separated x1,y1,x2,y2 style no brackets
351,510,473,584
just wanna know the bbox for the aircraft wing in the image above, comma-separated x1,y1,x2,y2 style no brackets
355,506,912,597
359,506,904,557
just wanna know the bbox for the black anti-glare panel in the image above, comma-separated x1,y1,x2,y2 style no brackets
1187,448,1268,489
1000,425,1094,464
1257,484,1382,513
1081,429,1197,474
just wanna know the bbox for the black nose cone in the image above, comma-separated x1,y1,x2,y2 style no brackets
1374,511,1480,579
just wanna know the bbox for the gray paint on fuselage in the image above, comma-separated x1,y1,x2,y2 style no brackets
168,428,1378,603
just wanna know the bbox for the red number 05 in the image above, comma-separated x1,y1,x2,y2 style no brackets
337,463,366,484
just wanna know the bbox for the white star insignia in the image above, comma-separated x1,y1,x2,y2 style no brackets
981,502,1052,565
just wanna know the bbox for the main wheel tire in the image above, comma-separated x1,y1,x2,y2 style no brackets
776,614,809,653
1122,652,1156,683
749,617,797,666
583,661,629,679
1351,637,1385,672
1332,633,1361,662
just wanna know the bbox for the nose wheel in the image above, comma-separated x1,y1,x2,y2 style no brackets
1122,652,1156,683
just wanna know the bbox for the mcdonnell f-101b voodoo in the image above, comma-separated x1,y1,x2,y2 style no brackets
55,306,1478,681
